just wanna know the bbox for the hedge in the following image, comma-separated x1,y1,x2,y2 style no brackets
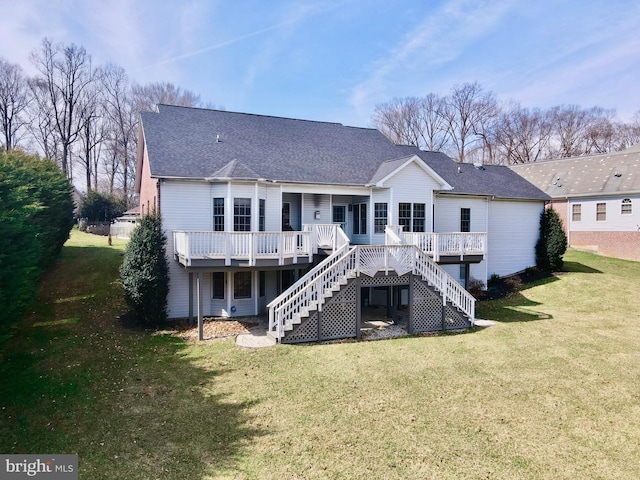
0,150,74,324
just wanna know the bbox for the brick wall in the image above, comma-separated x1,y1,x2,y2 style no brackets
570,230,640,262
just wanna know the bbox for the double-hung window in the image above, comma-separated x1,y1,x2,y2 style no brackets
374,203,387,234
234,198,251,231
460,208,471,232
596,202,606,222
213,198,225,231
398,202,426,232
572,204,581,222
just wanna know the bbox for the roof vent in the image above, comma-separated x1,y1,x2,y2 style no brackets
614,172,622,177
216,134,220,143
457,166,462,174
473,161,485,170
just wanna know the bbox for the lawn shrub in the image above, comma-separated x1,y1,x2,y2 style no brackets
0,150,74,324
535,207,568,271
79,190,127,223
120,213,169,326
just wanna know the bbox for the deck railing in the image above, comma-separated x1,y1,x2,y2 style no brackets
173,230,312,266
387,227,487,261
173,225,349,267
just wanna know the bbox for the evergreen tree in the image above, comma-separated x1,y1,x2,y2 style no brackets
535,208,568,271
120,213,169,325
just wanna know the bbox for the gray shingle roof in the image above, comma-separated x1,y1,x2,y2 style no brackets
511,147,640,198
141,105,548,200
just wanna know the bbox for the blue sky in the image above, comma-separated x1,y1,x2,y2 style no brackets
1,0,639,127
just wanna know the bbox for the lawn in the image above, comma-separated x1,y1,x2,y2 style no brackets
1,231,639,479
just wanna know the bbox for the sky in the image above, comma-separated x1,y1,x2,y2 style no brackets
1,0,639,128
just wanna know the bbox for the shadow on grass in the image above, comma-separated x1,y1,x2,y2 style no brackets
0,233,264,479
562,261,602,274
476,291,553,324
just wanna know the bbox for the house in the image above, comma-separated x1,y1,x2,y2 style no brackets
135,105,549,342
511,145,640,262
109,206,140,239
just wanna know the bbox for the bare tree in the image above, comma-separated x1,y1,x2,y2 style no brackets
443,82,498,163
29,38,97,178
548,105,614,158
131,81,201,113
76,72,106,193
102,64,140,202
494,103,553,164
0,58,31,151
372,94,449,151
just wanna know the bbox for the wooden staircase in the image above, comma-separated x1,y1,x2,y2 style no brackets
268,238,476,343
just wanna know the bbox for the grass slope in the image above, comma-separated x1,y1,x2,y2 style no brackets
1,233,639,479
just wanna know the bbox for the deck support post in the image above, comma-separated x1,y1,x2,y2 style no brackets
197,271,204,341
355,277,361,340
188,272,194,325
408,275,414,334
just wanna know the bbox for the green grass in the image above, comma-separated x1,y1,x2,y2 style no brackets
1,235,640,479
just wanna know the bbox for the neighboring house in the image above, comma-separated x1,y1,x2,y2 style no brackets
109,206,140,239
135,105,549,342
512,146,640,262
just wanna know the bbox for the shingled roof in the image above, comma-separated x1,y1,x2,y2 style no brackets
511,147,640,198
140,105,548,200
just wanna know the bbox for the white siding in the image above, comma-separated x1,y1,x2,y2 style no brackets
384,162,438,232
569,195,640,232
162,181,212,318
487,199,543,278
302,193,331,225
265,184,282,231
434,196,488,233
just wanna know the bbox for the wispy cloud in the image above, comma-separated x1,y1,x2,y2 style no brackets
349,0,516,116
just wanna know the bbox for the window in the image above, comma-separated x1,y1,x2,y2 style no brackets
460,208,471,232
333,205,346,230
212,272,225,299
259,271,266,297
282,203,291,230
596,202,606,221
353,203,367,235
234,271,252,299
398,202,426,232
413,203,426,232
213,198,225,231
374,203,387,234
259,199,266,231
622,198,632,215
572,204,582,222
234,198,251,231
398,203,411,232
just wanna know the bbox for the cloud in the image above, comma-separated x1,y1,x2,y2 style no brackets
349,0,516,116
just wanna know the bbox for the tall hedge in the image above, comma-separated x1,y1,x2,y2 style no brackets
535,207,568,271
120,213,169,326
0,150,74,324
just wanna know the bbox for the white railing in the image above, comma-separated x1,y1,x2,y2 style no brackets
173,231,312,266
268,243,476,341
391,229,487,261
304,224,340,250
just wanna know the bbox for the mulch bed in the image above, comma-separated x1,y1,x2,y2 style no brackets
169,319,259,341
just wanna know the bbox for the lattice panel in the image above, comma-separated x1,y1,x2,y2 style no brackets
283,312,319,343
412,278,443,332
361,274,410,286
443,304,471,330
283,280,358,343
332,280,357,303
320,302,357,339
